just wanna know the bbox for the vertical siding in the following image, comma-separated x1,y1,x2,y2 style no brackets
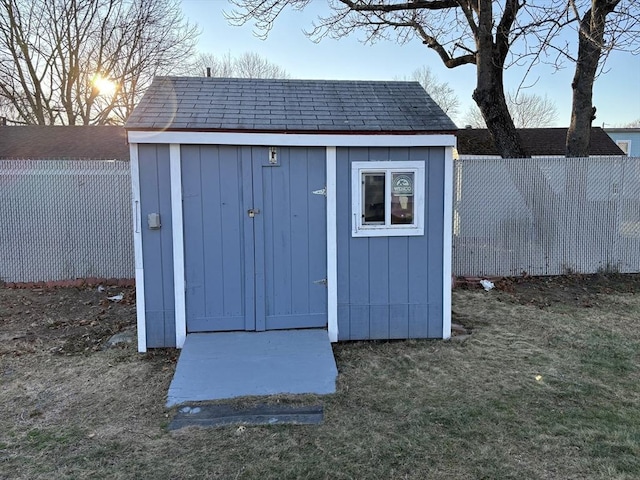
336,146,445,340
423,148,445,337
260,146,327,329
181,145,248,332
138,145,175,347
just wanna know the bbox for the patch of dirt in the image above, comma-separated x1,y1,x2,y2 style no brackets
0,284,137,356
460,273,640,309
1,277,639,478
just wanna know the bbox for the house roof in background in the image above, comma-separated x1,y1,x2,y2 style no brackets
456,127,625,157
125,77,458,133
0,126,128,160
604,127,640,133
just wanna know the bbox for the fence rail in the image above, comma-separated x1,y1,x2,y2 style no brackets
2,156,639,283
0,159,133,282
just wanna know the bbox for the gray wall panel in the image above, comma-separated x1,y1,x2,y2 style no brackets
182,145,247,332
139,144,175,347
336,146,446,340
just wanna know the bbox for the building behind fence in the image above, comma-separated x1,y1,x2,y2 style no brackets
1,156,639,283
0,159,133,282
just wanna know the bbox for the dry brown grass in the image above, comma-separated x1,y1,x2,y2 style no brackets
1,277,639,479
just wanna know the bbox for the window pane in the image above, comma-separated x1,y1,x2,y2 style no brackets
391,172,414,225
363,173,385,224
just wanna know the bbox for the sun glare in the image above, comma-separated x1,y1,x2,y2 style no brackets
92,74,117,96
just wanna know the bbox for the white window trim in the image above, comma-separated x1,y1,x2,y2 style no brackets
351,161,425,237
616,140,631,155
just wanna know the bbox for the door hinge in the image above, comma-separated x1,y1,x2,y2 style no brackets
312,186,327,196
313,278,328,286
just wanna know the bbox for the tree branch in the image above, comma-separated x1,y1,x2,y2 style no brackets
339,0,458,13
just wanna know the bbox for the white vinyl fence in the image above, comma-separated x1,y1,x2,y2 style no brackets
0,159,133,282
2,156,640,283
453,156,640,276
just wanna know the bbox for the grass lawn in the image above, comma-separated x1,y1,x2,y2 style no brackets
1,275,639,479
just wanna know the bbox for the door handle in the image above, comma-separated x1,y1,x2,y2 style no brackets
248,209,261,218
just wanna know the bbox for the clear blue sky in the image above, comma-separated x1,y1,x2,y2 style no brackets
181,0,640,127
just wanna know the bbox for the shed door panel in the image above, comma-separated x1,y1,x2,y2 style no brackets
183,145,326,332
256,147,327,330
182,145,253,332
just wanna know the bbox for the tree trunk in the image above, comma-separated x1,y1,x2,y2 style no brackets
473,75,527,158
472,0,527,158
566,0,619,157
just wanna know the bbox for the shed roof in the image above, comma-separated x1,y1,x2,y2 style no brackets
0,126,129,160
456,127,624,157
125,77,457,133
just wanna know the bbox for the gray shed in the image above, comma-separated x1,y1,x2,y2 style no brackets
125,77,456,352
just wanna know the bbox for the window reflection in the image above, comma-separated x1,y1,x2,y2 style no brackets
363,173,385,224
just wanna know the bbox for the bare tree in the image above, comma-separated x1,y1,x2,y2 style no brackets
228,1,638,158
623,118,640,128
461,105,488,128
509,92,558,128
565,0,638,157
191,51,291,78
397,66,460,121
463,91,558,128
0,0,199,125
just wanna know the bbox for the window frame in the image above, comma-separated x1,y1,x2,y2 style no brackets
351,161,425,237
616,140,631,156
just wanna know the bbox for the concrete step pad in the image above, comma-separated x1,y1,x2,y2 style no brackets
168,403,324,430
167,330,338,407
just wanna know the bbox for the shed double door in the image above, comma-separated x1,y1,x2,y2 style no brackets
182,145,327,332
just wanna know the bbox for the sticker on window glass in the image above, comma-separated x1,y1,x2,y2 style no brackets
392,173,414,196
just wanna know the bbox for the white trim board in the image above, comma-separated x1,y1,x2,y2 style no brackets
170,144,187,349
442,146,454,340
129,144,147,352
326,147,338,343
128,131,456,148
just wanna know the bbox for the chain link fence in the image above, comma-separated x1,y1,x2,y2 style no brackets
2,156,640,282
0,159,133,282
453,156,640,276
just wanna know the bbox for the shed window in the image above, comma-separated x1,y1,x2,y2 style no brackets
352,161,425,237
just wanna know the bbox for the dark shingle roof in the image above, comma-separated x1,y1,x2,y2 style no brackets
456,127,625,156
125,77,457,133
0,126,128,160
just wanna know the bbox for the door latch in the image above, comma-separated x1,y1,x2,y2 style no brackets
313,278,328,286
248,209,261,218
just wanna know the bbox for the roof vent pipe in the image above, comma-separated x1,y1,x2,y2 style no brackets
206,67,211,78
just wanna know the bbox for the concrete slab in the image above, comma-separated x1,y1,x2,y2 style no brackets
167,330,338,407
168,403,324,429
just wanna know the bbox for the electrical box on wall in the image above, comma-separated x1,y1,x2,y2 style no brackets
147,213,161,229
